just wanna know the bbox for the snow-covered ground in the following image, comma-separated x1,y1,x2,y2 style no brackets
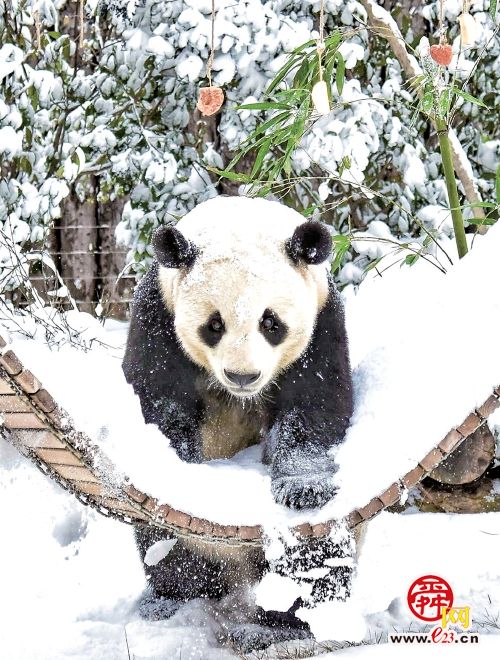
1,439,500,658
1,223,500,656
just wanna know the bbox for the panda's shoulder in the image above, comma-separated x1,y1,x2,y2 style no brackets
131,263,172,328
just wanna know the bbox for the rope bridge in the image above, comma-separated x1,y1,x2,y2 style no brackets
1,331,499,547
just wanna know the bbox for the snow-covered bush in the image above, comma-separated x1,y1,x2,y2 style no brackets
0,0,498,304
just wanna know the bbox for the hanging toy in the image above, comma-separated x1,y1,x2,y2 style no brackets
458,2,477,46
430,0,453,66
311,80,330,115
430,43,453,66
311,1,330,115
197,0,224,117
197,86,224,116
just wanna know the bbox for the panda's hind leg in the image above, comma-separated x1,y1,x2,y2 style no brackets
225,606,311,653
135,525,234,619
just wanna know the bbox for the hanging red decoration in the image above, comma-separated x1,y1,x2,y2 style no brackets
197,86,225,116
196,0,224,117
430,43,453,66
429,0,453,67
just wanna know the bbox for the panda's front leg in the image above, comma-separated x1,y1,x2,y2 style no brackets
264,282,354,511
266,409,344,510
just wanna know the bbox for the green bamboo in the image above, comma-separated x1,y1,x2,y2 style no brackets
435,117,468,259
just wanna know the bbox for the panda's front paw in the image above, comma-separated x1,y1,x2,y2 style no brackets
271,473,337,510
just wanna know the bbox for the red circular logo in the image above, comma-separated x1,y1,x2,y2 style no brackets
407,575,454,622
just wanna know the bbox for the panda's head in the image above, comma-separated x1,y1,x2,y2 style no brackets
154,197,331,399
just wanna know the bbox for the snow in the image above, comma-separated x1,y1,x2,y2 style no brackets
0,125,22,156
1,444,500,657
144,538,178,566
255,573,303,612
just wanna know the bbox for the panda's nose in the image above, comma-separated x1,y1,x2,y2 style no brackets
224,370,261,387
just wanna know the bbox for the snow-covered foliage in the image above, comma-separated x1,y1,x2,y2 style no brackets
0,0,498,299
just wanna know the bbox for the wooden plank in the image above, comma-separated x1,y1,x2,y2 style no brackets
457,412,482,437
72,480,104,497
13,369,41,394
0,379,14,394
2,412,46,429
15,429,66,449
32,389,57,413
34,448,83,467
0,395,31,413
98,497,148,518
0,351,23,376
476,395,500,419
50,464,100,484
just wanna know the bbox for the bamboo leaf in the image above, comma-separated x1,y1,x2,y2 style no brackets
252,111,290,138
404,254,419,266
467,217,497,225
293,58,311,89
496,164,500,206
206,167,251,183
422,91,433,113
452,87,488,108
331,234,351,272
324,53,336,104
490,0,498,20
302,205,318,217
438,88,452,118
290,39,316,55
335,52,345,96
325,32,342,49
466,201,497,209
365,256,383,272
236,102,290,111
251,137,272,177
266,56,302,94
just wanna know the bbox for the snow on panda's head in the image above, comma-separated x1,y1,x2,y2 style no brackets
154,197,331,399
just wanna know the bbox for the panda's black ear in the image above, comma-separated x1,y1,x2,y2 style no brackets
285,221,332,265
152,226,198,269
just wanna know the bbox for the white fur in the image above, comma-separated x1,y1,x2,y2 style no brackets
159,197,329,398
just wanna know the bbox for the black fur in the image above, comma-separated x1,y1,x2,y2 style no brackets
152,225,198,269
123,259,353,648
122,263,204,463
286,221,332,265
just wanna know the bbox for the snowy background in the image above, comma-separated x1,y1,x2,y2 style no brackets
1,0,498,312
1,0,499,656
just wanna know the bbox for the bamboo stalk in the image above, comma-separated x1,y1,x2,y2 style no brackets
436,116,468,258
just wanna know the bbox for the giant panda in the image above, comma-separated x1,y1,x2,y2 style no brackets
122,195,353,649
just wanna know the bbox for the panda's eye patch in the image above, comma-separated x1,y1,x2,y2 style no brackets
259,309,288,346
199,312,225,347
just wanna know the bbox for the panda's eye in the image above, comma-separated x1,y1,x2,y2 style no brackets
199,312,225,347
259,309,288,346
210,318,224,333
261,315,275,331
